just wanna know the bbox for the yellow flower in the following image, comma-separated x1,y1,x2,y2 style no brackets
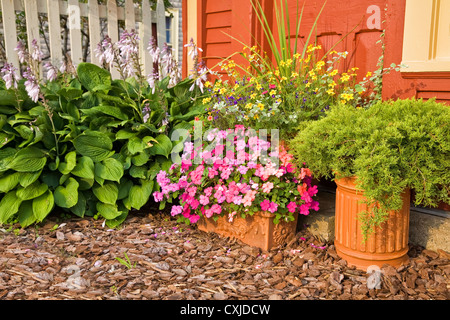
250,93,257,99
257,103,264,110
328,81,336,88
274,70,280,77
316,60,325,68
326,89,335,96
269,90,276,96
256,84,262,90
281,76,287,82
219,88,227,94
245,103,253,109
204,81,212,88
341,93,354,101
202,97,211,104
291,72,299,78
280,60,286,67
305,82,311,88
286,59,293,66
329,69,338,77
366,71,372,78
293,53,301,59
253,113,259,119
340,73,350,82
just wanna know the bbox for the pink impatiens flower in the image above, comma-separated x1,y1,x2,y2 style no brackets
261,182,274,193
268,202,278,213
287,201,297,213
260,199,271,211
171,205,183,216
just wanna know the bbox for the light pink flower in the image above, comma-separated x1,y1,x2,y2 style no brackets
261,182,274,193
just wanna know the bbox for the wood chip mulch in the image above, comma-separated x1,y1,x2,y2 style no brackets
0,208,449,301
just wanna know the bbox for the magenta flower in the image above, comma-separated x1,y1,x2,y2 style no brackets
211,204,222,215
268,202,278,213
287,201,298,213
260,199,271,211
189,214,200,224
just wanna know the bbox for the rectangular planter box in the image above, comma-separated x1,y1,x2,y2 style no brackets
197,211,298,251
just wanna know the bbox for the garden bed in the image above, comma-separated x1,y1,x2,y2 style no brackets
0,203,448,301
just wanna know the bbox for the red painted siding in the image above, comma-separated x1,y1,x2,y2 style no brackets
188,0,450,104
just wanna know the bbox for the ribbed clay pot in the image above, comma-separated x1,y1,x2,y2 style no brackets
334,176,410,271
197,211,298,251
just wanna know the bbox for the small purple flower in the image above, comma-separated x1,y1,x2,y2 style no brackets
44,62,58,82
1,62,18,89
23,67,40,102
14,41,28,63
30,39,43,62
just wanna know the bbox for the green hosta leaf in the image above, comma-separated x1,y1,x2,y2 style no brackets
148,162,161,180
16,181,48,201
131,152,149,167
77,178,95,190
32,190,54,223
118,179,133,200
58,87,83,101
127,136,146,155
0,172,21,193
96,202,123,220
40,171,60,189
8,146,47,172
116,129,137,140
0,191,22,224
18,201,36,228
71,156,95,179
150,135,173,158
54,177,79,208
58,151,77,175
92,182,119,205
70,191,86,218
127,180,154,210
129,165,148,179
94,158,124,182
18,170,42,188
73,131,114,162
77,63,112,93
0,148,16,172
82,105,129,121
105,210,128,228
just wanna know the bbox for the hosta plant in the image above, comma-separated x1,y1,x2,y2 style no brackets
0,31,207,228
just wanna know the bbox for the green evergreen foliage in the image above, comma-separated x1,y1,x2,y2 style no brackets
290,99,450,238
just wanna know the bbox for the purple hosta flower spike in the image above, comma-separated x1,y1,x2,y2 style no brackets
142,103,151,123
23,67,40,102
147,71,159,94
1,62,19,89
30,39,44,62
97,36,115,68
117,30,139,61
15,41,28,64
44,62,58,82
147,37,161,65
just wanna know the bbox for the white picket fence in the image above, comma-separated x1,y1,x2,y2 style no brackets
0,0,168,78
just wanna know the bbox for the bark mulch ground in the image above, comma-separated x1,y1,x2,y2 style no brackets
0,207,449,301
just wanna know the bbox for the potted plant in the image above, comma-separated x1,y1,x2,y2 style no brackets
290,99,450,270
153,125,320,251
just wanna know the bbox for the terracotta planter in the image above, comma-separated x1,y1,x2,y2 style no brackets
334,177,410,271
197,211,298,251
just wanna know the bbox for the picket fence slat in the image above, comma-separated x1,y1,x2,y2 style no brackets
68,0,83,66
139,0,153,77
2,0,168,78
1,0,19,69
88,0,101,65
124,0,135,32
47,0,63,67
23,0,41,54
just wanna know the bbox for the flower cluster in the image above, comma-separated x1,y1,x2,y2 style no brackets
202,45,372,138
153,126,319,225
